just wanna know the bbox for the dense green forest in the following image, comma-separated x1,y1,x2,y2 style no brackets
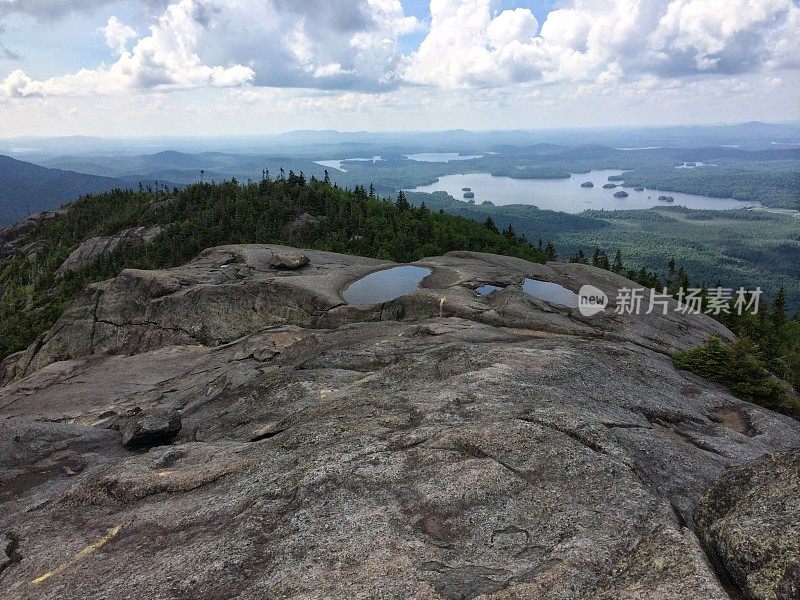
0,173,543,359
620,162,800,209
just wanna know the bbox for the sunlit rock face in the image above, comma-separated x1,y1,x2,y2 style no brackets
1,245,797,600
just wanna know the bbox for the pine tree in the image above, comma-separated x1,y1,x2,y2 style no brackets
324,169,330,184
545,242,557,261
612,249,623,274
368,183,375,198
484,216,499,233
503,223,516,240
571,249,588,264
395,191,410,211
592,248,602,267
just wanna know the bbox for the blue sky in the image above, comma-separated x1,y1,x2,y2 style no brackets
0,0,798,137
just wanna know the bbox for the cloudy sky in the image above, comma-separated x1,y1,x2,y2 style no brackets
1,0,799,136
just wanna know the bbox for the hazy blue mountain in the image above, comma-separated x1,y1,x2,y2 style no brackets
4,122,800,161
0,155,125,226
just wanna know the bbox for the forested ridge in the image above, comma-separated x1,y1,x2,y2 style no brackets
0,172,543,360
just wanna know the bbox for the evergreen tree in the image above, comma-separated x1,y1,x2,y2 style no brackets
545,242,557,261
571,249,588,264
612,249,623,274
592,248,602,267
484,216,499,234
503,223,516,240
395,191,410,211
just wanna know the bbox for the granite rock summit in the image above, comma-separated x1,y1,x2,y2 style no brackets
0,245,797,599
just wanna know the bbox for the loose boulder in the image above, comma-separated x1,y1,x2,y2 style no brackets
268,252,310,270
121,408,182,448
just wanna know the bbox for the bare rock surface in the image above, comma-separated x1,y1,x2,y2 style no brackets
0,211,62,262
6,244,730,381
0,245,797,599
696,451,800,600
120,407,182,448
55,224,162,274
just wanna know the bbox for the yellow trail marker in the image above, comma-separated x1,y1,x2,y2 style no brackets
31,524,122,586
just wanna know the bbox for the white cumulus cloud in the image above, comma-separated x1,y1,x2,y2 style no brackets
1,0,421,97
101,16,137,55
2,0,799,98
402,0,800,88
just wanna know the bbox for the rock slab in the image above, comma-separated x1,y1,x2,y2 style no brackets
696,451,800,600
121,408,182,448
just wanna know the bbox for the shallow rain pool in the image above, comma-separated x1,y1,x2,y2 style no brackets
522,279,579,308
475,284,505,296
343,266,432,305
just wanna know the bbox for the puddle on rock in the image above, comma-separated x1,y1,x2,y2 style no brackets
522,279,579,308
343,266,432,306
475,284,505,296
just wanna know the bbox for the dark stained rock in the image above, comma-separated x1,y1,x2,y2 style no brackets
696,451,800,600
121,408,182,448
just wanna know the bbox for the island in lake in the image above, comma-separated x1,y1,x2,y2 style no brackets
581,181,594,188
614,191,630,198
658,195,676,203
634,186,645,192
603,183,618,189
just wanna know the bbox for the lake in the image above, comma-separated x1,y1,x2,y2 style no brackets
406,170,760,213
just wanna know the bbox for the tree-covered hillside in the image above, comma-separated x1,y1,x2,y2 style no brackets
0,173,544,359
0,155,125,226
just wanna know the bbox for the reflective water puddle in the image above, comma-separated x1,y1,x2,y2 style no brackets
475,284,505,296
522,279,579,308
343,266,432,305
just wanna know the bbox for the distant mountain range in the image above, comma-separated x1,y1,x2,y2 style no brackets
0,155,129,226
0,156,182,227
3,122,800,159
